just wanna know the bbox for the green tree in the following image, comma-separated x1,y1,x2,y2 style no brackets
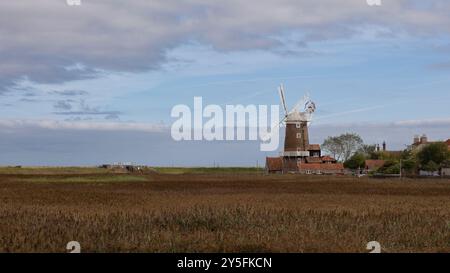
442,159,450,168
358,144,378,159
402,159,417,173
378,160,400,174
417,142,450,167
385,164,400,174
344,153,366,170
423,161,439,172
399,148,418,174
401,149,413,160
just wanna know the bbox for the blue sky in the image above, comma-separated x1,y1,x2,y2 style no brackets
1,0,449,166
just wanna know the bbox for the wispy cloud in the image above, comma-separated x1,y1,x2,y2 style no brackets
54,100,73,111
50,90,89,97
0,119,167,133
314,104,397,122
392,118,450,127
52,99,123,120
54,110,122,116
429,61,450,70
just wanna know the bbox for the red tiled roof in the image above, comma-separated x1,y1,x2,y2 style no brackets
365,160,385,170
321,156,336,162
308,144,321,151
298,163,344,171
266,157,282,171
306,157,322,163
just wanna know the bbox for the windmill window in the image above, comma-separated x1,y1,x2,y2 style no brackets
296,133,302,139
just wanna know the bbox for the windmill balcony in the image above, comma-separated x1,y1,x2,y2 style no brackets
281,151,310,157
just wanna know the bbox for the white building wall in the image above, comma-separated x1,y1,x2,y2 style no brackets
442,168,450,177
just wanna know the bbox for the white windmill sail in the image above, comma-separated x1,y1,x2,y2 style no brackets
278,84,288,117
260,84,316,142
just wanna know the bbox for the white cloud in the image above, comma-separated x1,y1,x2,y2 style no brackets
392,118,450,127
1,0,450,91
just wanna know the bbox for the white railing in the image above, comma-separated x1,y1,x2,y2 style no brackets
281,151,310,157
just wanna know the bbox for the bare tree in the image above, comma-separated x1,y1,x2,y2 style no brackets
322,133,364,162
322,136,343,161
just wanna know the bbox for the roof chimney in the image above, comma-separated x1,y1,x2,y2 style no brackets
382,141,386,151
420,134,428,144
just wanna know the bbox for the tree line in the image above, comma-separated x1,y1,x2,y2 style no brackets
321,133,450,175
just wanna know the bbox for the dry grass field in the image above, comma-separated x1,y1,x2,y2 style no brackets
0,167,449,253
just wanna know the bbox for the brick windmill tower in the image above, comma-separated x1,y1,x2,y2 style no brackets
266,84,343,175
278,84,316,172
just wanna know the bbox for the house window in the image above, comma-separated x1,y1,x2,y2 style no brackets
306,170,312,174
296,133,302,139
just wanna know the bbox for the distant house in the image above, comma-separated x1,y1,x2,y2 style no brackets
411,135,450,152
307,144,321,158
305,156,322,163
266,157,283,174
298,162,344,175
375,141,402,159
365,160,385,172
266,155,342,175
100,163,144,173
442,168,450,177
321,156,337,164
411,134,430,152
419,170,440,177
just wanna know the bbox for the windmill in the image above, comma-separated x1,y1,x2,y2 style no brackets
263,84,316,153
277,84,316,158
265,85,344,175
